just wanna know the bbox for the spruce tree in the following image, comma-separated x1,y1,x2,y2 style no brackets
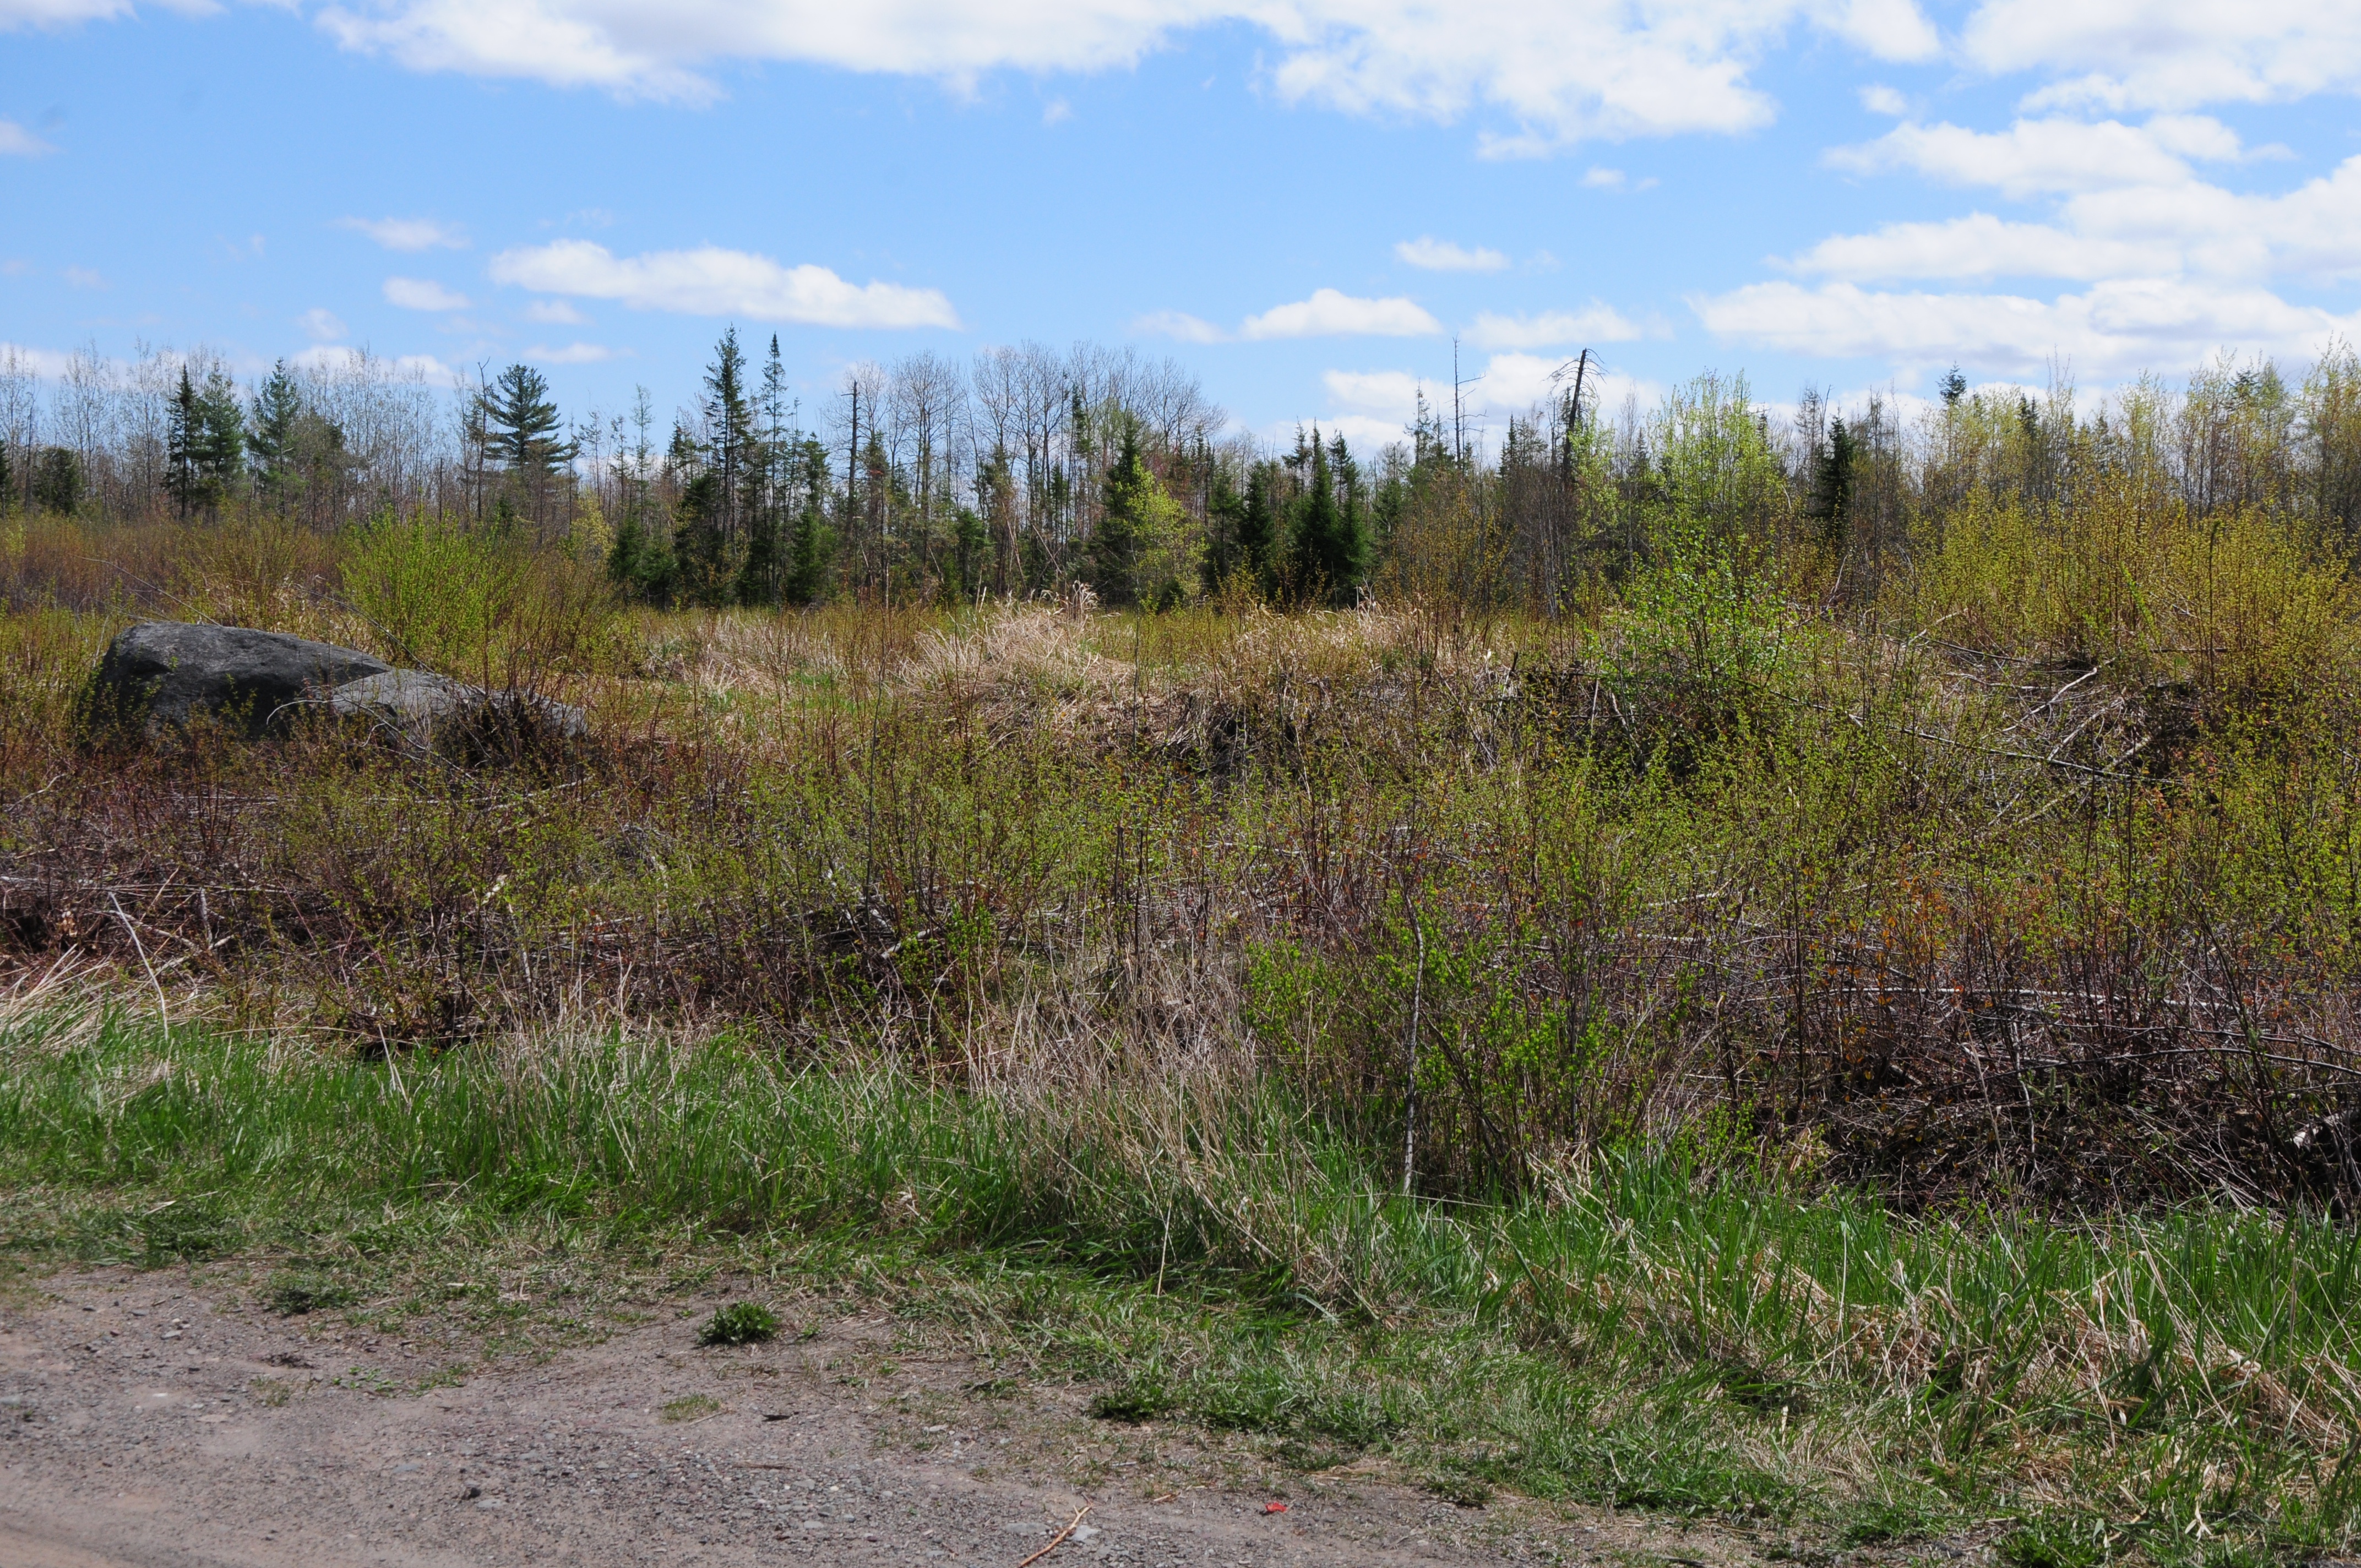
1091,416,1152,607
248,361,303,504
194,370,245,507
782,439,835,605
1285,427,1362,605
703,327,756,551
672,469,727,604
1237,462,1277,592
1809,416,1858,553
166,369,200,518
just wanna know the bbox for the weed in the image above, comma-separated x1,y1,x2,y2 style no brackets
698,1302,779,1346
660,1393,721,1423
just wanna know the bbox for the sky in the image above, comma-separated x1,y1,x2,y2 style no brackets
5,0,2361,449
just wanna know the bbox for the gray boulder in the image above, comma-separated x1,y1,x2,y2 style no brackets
88,622,391,734
328,669,587,754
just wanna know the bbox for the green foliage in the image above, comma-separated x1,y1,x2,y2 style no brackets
342,513,610,676
698,1301,780,1346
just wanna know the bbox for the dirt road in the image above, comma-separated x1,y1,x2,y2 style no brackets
0,1266,1742,1568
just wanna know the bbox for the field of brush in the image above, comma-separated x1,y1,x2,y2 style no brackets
7,493,2361,1565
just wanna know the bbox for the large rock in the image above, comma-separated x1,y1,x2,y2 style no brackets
88,622,391,734
327,669,587,755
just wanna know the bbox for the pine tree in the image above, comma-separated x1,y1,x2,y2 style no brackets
1940,366,1969,407
478,363,575,478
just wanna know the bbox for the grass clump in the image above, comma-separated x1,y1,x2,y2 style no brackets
659,1393,721,1423
697,1301,779,1346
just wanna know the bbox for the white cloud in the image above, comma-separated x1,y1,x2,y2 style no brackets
0,0,140,24
383,276,470,311
1791,147,2361,288
337,215,469,252
1580,167,1625,190
1042,96,1072,124
1395,236,1508,272
487,239,960,329
526,341,614,363
302,0,1938,146
1692,277,2361,378
1466,305,1649,348
62,266,103,289
523,297,588,324
1859,83,1907,116
0,118,55,156
0,342,74,378
1133,308,1227,343
291,344,460,383
1324,367,1426,413
299,307,347,341
1827,115,2244,198
1782,214,2180,282
1960,0,2361,113
1319,354,1660,443
1240,288,1440,340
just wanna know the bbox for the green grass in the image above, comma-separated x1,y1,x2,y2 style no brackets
6,1010,2361,1564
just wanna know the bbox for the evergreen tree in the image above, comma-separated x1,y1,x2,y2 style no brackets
703,327,757,548
672,469,728,603
194,370,244,506
1809,415,1858,553
950,505,989,602
1286,427,1363,605
248,360,305,504
32,448,81,515
1237,462,1277,592
782,438,834,605
166,369,200,518
478,363,574,477
1940,366,1969,407
0,433,12,518
1091,416,1153,606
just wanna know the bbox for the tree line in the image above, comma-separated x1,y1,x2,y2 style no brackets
8,333,2361,615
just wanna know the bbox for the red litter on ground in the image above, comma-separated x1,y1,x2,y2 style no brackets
1262,1502,1289,1515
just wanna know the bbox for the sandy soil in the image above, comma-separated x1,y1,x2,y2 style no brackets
0,1265,1763,1568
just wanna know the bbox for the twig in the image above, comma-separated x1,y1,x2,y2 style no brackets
1017,1503,1092,1568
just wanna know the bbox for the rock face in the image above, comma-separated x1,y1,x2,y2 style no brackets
88,622,391,733
328,669,588,753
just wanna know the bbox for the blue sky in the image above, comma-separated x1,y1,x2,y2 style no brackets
6,1,2360,446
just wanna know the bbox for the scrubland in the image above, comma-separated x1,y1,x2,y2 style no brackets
10,371,2361,1565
